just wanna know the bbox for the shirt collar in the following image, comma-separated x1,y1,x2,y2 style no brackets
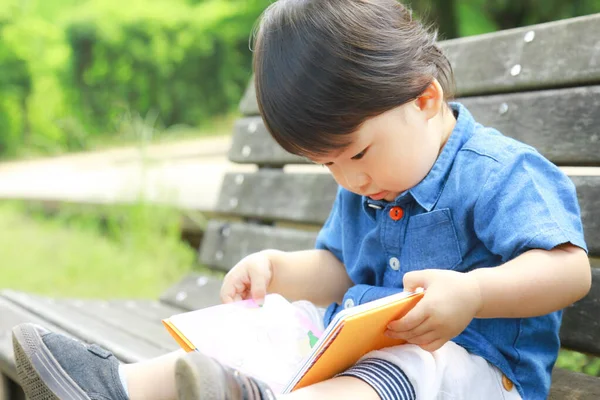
362,102,476,215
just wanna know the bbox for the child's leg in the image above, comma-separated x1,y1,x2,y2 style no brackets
175,342,522,400
122,350,182,400
12,323,179,400
175,352,401,400
281,376,380,400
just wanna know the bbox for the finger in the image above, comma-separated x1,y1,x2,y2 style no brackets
405,330,439,346
403,270,433,292
419,339,446,353
221,280,244,303
249,277,267,305
220,281,237,303
387,317,431,340
388,301,429,332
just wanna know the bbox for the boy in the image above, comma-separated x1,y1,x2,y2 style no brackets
13,1,591,399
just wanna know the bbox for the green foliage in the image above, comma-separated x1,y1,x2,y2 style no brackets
557,349,600,377
0,13,30,156
0,0,267,159
0,7,76,156
64,0,264,135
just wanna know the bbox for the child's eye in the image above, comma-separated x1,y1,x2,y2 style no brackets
351,147,369,160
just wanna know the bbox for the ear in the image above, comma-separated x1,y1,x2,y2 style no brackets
414,78,444,121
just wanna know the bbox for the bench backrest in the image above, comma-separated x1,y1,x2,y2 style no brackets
196,14,600,356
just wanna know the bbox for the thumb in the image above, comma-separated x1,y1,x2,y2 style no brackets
403,270,433,292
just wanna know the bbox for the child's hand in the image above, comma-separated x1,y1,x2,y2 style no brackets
386,270,483,352
220,251,273,305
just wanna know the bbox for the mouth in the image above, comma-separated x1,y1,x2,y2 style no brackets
367,191,388,201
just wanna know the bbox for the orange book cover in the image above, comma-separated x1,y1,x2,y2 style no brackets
285,290,424,392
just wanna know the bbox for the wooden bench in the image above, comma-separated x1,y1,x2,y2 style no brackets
1,13,600,400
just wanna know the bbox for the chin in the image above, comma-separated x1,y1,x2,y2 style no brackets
384,193,400,202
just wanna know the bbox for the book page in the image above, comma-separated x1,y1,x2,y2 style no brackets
168,294,323,393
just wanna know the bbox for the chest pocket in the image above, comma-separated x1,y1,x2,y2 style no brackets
402,208,463,271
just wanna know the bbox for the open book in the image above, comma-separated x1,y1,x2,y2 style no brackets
162,290,424,394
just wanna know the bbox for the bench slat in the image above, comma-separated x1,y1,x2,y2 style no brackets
231,86,600,166
239,14,600,116
216,171,336,225
0,297,70,383
199,220,318,271
443,14,600,97
216,171,600,255
550,368,600,400
159,274,223,311
561,261,600,355
461,87,600,166
106,299,184,322
53,299,179,353
201,221,600,356
0,291,164,363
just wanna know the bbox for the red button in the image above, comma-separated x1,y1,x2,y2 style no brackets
389,207,404,221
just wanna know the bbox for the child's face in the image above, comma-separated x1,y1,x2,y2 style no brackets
311,99,454,202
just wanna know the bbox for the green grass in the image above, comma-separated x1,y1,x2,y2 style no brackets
0,201,200,299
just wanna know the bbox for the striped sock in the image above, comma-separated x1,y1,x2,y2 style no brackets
338,358,416,400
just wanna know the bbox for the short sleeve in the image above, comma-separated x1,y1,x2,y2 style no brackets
474,150,587,261
315,186,345,263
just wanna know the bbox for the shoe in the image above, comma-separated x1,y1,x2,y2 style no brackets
12,323,129,400
175,351,276,400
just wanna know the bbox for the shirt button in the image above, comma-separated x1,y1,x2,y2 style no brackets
502,375,514,392
389,257,400,271
344,298,355,309
389,206,404,221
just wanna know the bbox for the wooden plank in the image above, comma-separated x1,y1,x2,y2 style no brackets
231,86,600,166
200,219,600,356
106,299,185,322
216,171,336,225
199,221,318,271
560,262,600,356
239,81,258,116
460,87,600,166
549,368,600,400
53,299,178,353
443,14,600,97
239,14,600,116
228,118,304,166
199,220,600,356
0,290,163,363
573,176,600,256
159,273,223,311
0,297,70,382
216,171,600,255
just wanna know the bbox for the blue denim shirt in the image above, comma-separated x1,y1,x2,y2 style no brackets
315,102,587,400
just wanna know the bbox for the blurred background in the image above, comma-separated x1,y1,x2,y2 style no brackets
0,0,599,373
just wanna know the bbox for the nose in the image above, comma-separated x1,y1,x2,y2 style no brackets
345,171,370,192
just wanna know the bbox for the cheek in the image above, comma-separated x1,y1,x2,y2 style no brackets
379,143,437,187
327,167,348,188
